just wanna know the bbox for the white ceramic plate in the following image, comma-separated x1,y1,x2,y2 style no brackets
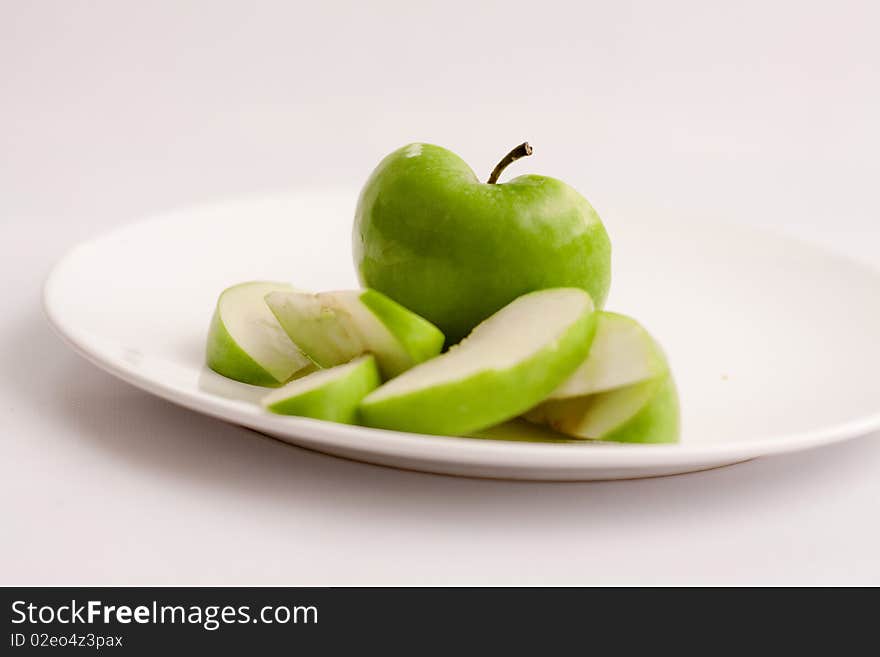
44,190,880,480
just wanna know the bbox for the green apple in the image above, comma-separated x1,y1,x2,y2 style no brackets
262,355,380,423
206,281,314,386
264,288,444,380
525,373,680,443
359,288,597,435
549,311,668,399
354,142,612,344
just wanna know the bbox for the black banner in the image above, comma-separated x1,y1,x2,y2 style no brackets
0,587,864,652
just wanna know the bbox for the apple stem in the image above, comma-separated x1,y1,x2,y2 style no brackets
487,142,533,184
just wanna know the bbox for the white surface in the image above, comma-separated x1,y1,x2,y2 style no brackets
43,191,880,479
2,1,880,583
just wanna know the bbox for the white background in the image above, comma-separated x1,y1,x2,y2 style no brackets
2,1,879,584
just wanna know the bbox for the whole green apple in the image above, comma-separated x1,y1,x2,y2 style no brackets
353,142,611,344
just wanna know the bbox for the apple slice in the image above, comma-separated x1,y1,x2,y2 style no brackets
261,355,380,423
525,373,680,443
206,281,314,386
468,419,574,443
358,288,597,435
548,311,668,399
264,288,444,379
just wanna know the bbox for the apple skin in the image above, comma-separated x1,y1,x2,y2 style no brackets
354,143,612,344
602,375,679,444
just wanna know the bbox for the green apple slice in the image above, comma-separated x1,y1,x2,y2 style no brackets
467,419,575,443
525,373,680,443
359,288,597,435
206,281,314,386
261,355,380,423
264,288,444,379
549,311,668,399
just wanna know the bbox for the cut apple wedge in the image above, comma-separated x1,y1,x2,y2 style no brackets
549,311,668,399
206,281,314,386
264,288,444,379
261,355,380,423
358,288,597,435
468,419,575,443
525,373,680,443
